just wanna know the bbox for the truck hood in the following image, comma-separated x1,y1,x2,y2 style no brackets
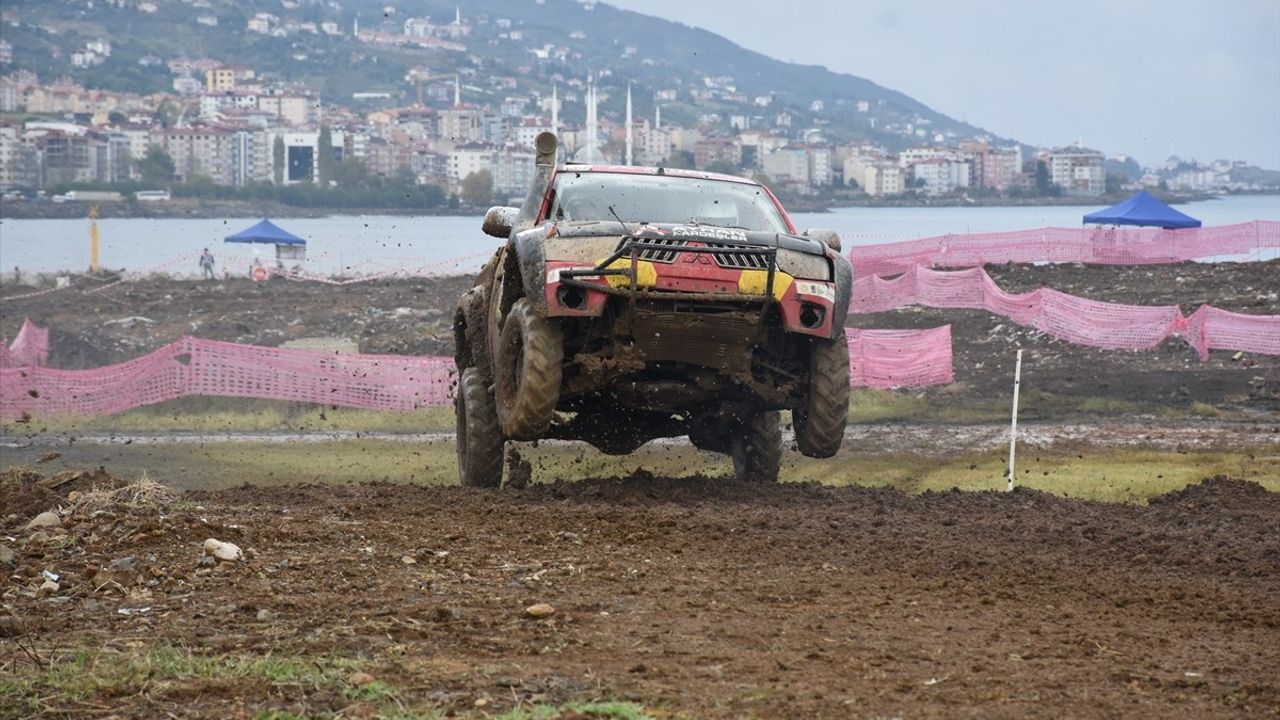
551,221,829,257
542,221,833,281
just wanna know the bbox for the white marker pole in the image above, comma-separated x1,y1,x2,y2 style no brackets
1006,348,1023,492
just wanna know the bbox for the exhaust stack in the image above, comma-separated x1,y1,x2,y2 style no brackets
515,132,559,230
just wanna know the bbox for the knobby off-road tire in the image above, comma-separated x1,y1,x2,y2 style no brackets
794,330,850,458
456,367,504,488
730,411,782,483
495,297,563,440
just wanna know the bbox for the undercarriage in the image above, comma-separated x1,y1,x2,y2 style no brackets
539,293,811,453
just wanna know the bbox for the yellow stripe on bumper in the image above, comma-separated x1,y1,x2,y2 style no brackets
738,270,794,300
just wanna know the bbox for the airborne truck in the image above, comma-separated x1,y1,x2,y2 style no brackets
454,133,853,486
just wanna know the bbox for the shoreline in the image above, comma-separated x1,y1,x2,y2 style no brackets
3,190,1255,220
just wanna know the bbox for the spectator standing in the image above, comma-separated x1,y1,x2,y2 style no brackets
199,249,216,280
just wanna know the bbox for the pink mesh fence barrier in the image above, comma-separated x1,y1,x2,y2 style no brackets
848,325,953,388
847,220,1280,277
1,320,50,368
0,328,953,419
849,264,1280,360
1,338,456,419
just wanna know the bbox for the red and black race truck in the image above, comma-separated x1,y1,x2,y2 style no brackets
454,133,852,486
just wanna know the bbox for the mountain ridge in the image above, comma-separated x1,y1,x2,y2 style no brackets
3,0,1015,152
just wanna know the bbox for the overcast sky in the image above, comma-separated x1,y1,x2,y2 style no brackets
607,0,1280,169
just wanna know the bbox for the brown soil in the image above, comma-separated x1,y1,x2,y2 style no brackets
0,465,127,518
3,260,1276,418
3,468,1278,718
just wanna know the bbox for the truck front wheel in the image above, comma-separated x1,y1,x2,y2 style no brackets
495,297,563,440
794,330,850,458
456,367,504,488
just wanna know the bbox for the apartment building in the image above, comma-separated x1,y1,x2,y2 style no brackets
1047,146,1105,196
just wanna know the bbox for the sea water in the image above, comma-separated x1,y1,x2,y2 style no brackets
1,194,1276,276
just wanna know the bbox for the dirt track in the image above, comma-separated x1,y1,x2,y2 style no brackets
3,470,1278,718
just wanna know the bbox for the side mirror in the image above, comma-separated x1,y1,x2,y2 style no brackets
482,206,519,239
804,228,842,253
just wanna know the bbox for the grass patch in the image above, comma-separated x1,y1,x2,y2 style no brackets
847,389,932,423
843,389,1184,426
1189,401,1222,418
0,646,658,720
793,446,1280,502
0,647,373,717
0,389,1225,439
8,433,1275,502
2,396,455,435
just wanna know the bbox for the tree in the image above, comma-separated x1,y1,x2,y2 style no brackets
705,159,738,176
663,150,696,170
155,99,182,129
1034,160,1052,196
316,125,333,186
332,157,371,189
460,170,493,206
135,146,175,186
273,136,286,185
1105,173,1124,196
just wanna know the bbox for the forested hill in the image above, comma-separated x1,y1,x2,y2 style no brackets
3,0,1011,150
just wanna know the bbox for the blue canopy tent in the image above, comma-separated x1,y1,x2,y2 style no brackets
1083,191,1201,229
224,219,307,260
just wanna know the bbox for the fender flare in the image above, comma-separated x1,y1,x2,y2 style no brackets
829,251,853,337
511,227,549,313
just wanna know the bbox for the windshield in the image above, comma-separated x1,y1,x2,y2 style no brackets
546,172,789,233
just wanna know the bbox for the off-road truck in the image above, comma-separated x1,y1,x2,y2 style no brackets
454,133,852,486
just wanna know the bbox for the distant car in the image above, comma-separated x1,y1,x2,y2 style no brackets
454,133,852,487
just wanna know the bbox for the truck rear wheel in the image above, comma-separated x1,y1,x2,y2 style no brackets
456,367,504,487
794,330,850,458
495,297,563,440
731,410,782,483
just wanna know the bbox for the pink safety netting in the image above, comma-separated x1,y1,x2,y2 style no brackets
1,337,456,419
1,319,50,368
847,220,1280,277
848,264,1280,360
848,325,953,388
0,327,954,419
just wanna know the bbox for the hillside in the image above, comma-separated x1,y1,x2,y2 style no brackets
2,0,1010,151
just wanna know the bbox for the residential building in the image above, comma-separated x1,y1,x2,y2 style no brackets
694,137,741,169
163,127,234,184
807,146,833,187
1047,146,1105,196
909,158,971,195
762,146,809,188
0,125,39,189
439,106,487,143
864,163,905,196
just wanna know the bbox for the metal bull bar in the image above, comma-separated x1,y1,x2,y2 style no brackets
557,236,780,313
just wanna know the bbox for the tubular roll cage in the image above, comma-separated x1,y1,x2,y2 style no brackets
557,236,781,311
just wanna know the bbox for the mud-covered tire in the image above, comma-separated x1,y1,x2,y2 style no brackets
794,330,850,458
730,411,782,483
495,297,563,440
456,367,504,488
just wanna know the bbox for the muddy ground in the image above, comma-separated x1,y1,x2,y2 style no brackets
3,259,1277,418
2,468,1278,718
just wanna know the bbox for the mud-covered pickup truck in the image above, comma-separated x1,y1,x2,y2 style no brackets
454,133,852,486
